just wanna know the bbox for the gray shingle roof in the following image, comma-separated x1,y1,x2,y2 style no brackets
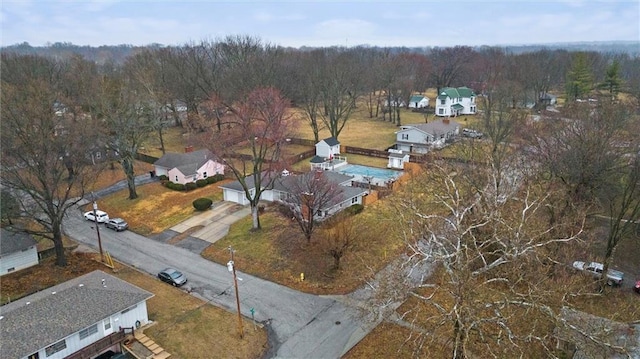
0,270,154,358
0,228,37,255
400,120,460,135
321,137,340,146
153,149,216,176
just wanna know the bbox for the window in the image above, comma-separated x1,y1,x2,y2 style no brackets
7,267,15,272
175,176,178,182
351,197,358,204
28,353,40,359
45,340,67,357
401,134,409,140
440,99,445,105
203,172,208,178
104,318,111,331
79,324,98,340
438,108,444,115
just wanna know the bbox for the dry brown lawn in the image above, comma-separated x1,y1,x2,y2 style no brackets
90,179,233,236
201,200,406,295
117,266,268,359
0,252,267,358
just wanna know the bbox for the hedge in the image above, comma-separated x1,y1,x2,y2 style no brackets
193,198,213,211
185,182,197,191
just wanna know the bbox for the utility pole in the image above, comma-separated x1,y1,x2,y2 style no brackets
227,246,243,339
92,193,104,262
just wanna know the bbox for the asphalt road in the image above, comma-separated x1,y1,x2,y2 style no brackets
64,209,372,359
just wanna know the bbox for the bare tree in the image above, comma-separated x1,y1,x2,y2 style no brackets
280,170,344,241
318,48,361,139
429,46,475,94
319,215,362,269
1,54,98,266
393,160,583,358
95,68,155,200
203,87,296,230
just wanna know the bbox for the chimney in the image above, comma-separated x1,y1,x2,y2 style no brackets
185,145,194,153
443,118,450,124
314,170,323,181
300,192,315,222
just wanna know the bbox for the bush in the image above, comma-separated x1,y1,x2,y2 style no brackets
185,182,197,191
193,198,213,211
165,181,175,190
206,176,217,184
344,204,364,215
158,175,168,181
196,179,208,188
173,183,185,191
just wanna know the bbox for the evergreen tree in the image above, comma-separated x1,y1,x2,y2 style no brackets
565,52,592,101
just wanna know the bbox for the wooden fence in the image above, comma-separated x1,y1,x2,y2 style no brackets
344,146,389,158
134,152,160,164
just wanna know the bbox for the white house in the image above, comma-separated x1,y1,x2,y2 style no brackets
387,149,410,169
311,137,347,171
154,148,224,185
0,228,39,276
395,118,461,153
315,137,341,159
408,95,430,109
435,87,477,117
0,270,154,359
219,171,367,219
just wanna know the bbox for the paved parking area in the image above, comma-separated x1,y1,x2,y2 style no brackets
169,202,251,244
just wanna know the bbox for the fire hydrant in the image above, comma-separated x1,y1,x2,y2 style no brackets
300,272,305,282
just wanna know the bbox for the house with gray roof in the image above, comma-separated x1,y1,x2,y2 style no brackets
395,118,461,153
0,228,38,276
153,148,224,185
435,87,477,117
0,270,154,359
219,170,367,219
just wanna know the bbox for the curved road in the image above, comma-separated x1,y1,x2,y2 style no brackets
64,210,372,358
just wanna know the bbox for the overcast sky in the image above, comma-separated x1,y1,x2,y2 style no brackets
1,0,638,48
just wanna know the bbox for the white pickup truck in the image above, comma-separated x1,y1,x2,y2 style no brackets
572,261,624,286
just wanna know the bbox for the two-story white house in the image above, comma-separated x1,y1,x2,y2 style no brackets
435,87,477,117
395,119,461,153
1,270,154,359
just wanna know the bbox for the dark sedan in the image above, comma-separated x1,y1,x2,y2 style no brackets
157,268,187,287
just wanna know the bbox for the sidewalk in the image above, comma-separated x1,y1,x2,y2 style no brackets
169,201,251,244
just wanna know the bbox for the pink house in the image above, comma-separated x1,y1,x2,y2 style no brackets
153,149,224,185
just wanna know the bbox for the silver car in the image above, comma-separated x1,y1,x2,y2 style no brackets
105,218,128,231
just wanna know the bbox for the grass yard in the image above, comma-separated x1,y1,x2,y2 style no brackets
0,252,267,359
201,199,406,295
87,161,155,193
90,179,233,236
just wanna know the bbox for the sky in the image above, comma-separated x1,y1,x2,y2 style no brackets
1,0,639,48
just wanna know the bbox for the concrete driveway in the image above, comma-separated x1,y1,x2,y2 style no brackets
169,201,251,243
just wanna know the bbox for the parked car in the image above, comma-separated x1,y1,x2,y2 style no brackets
84,210,109,223
157,268,187,287
462,128,483,139
105,218,128,231
634,279,640,294
572,261,624,286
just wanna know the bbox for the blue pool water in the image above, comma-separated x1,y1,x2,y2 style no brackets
337,164,403,186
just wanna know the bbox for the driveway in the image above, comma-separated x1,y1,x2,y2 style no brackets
63,210,374,358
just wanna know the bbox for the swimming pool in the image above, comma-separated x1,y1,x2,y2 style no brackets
337,164,403,186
